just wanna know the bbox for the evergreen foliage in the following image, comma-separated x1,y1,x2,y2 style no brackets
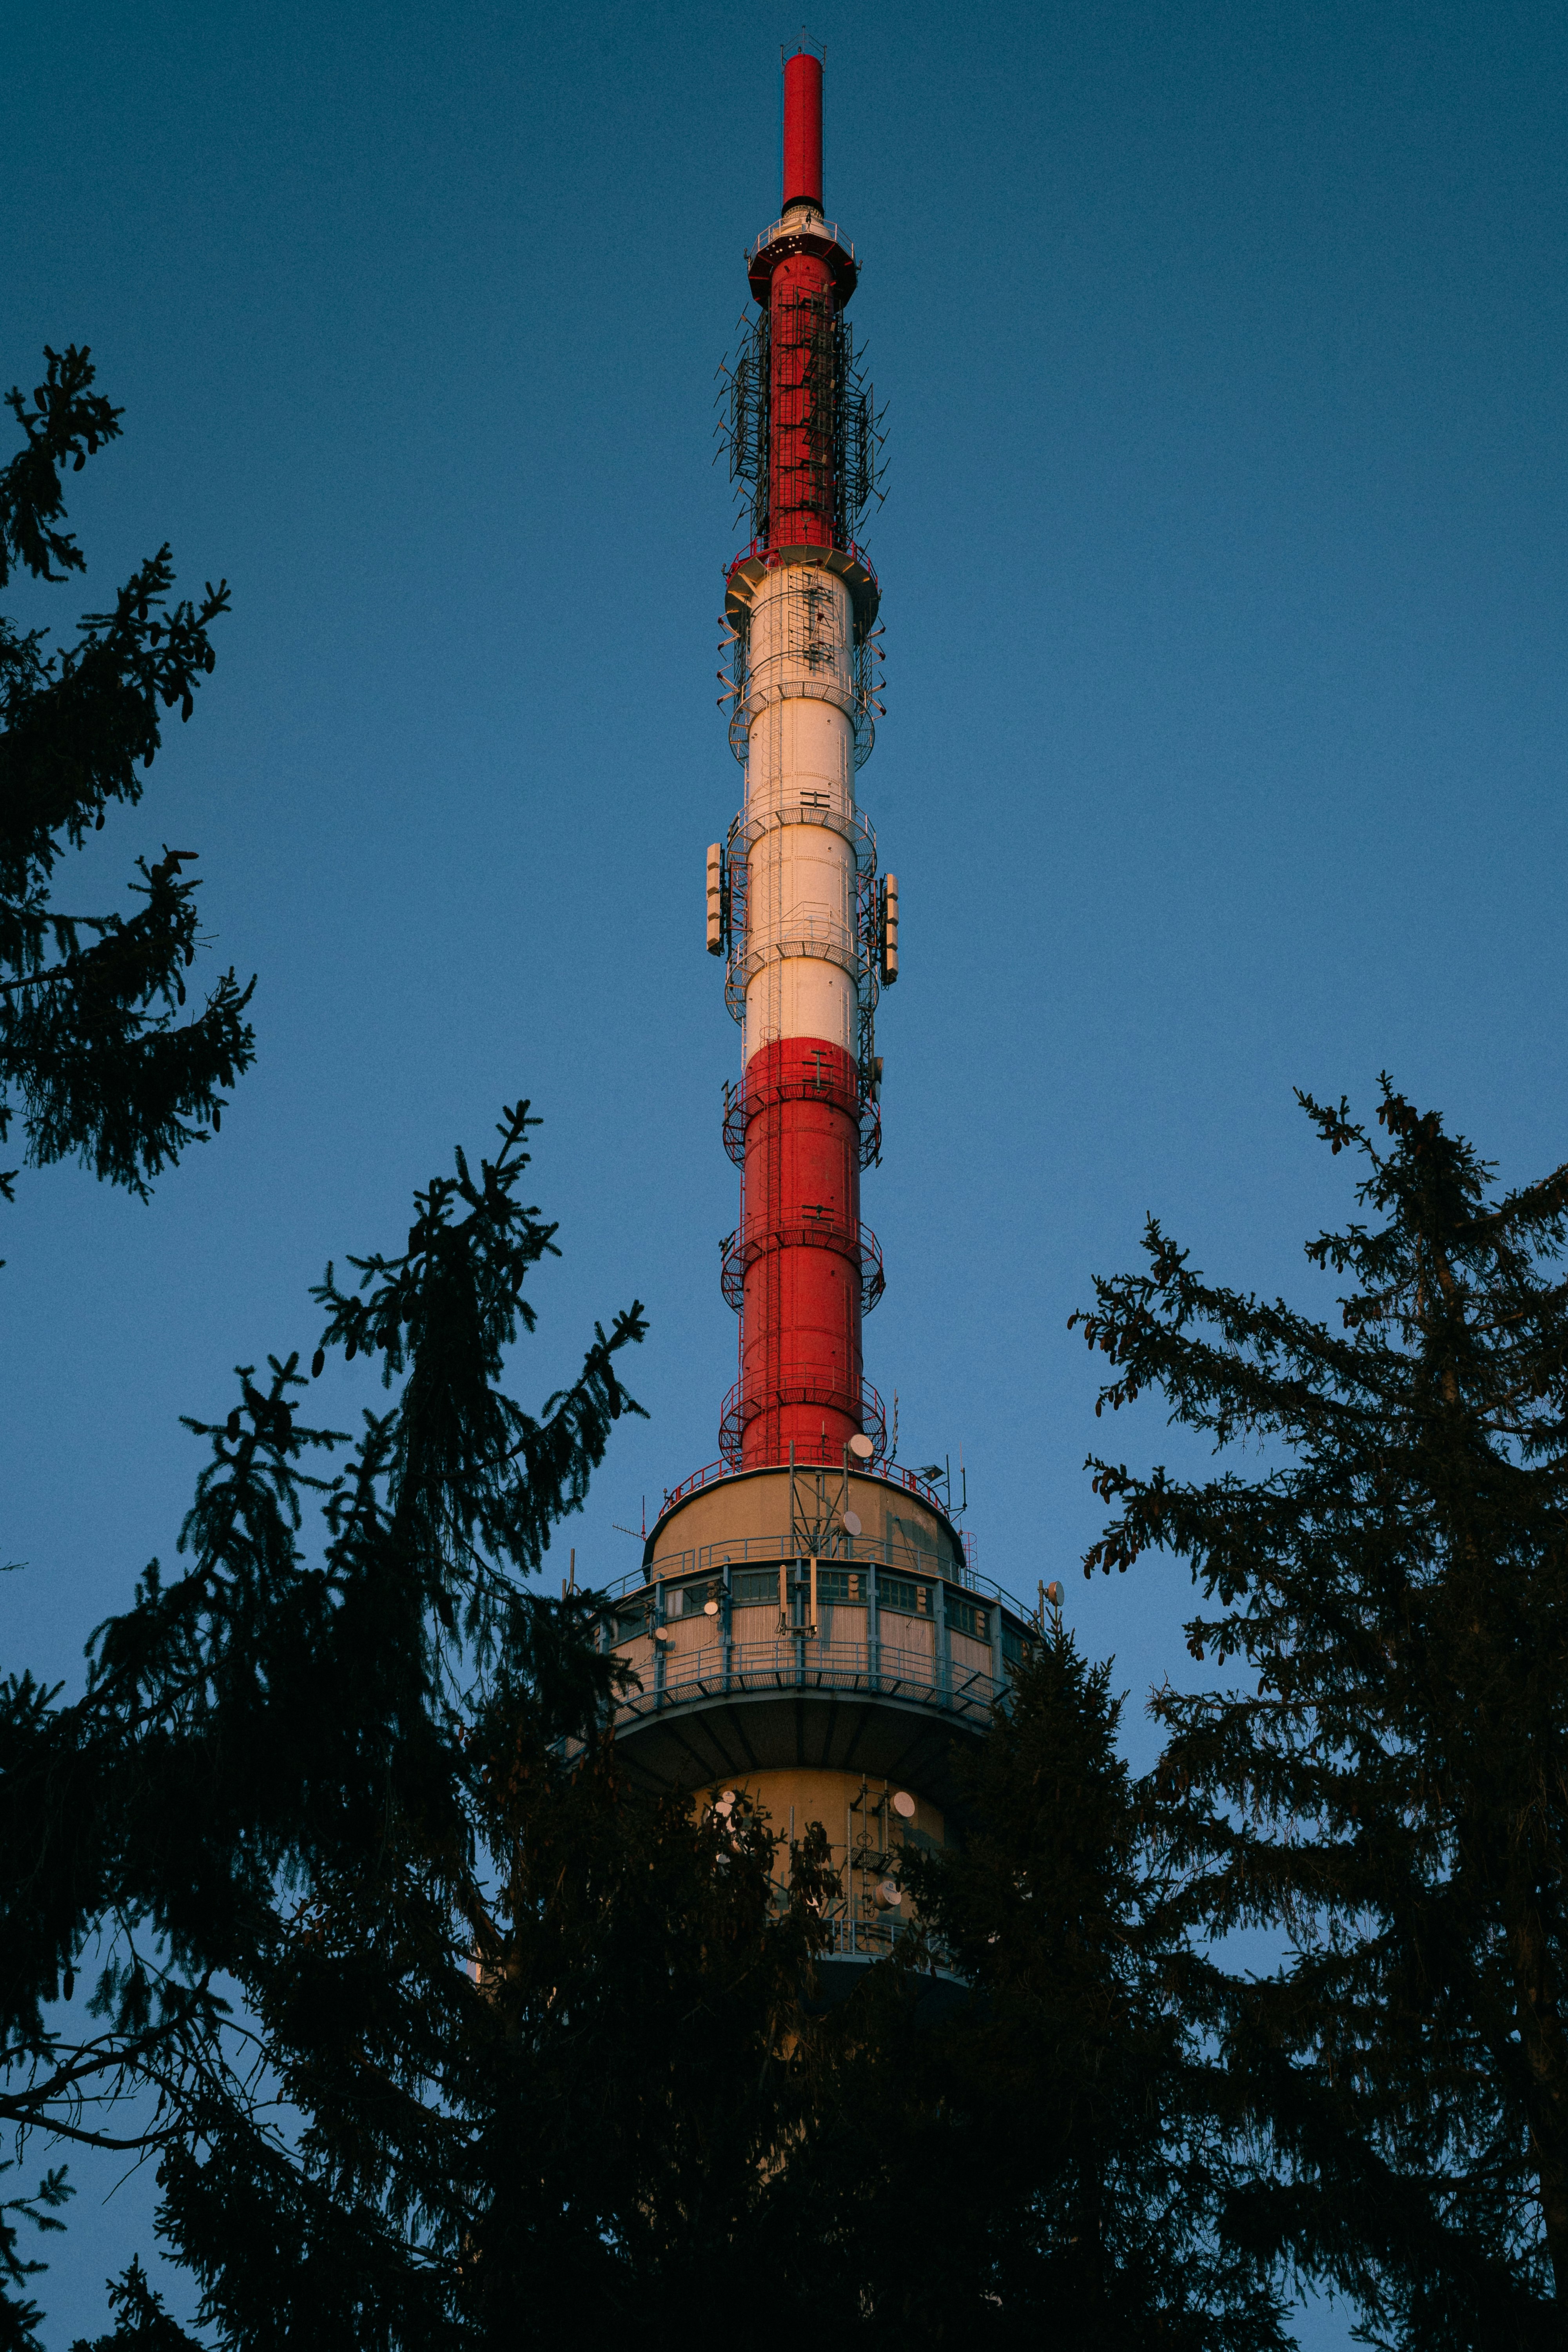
69,2257,200,2351
0,344,253,1220
450,1759,838,2335
23,1058,1563,2343
1073,1082,1568,2345
0,2165,69,2352
780,1618,1289,2348
0,1101,847,2345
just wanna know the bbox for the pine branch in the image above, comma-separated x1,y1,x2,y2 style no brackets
0,345,121,588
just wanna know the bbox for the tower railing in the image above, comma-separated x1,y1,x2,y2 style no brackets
593,1526,1024,1623
719,1374,887,1471
654,1450,952,1524
723,1065,881,1171
749,216,857,266
720,1215,884,1316
608,1634,1004,1728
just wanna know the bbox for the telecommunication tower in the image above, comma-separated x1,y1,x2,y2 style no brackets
592,51,1030,1983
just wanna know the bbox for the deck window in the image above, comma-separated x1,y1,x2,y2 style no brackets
946,1593,989,1643
877,1575,931,1618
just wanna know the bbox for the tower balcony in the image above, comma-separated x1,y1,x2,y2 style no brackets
610,1626,1004,1735
590,1460,1033,1819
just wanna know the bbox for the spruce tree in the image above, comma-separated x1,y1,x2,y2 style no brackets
780,1615,1288,2348
0,1105,635,2332
0,344,253,1223
2,1101,848,2346
69,2256,201,2350
1073,1083,1568,2347
0,2165,69,2352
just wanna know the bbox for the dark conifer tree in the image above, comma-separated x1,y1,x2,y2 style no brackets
0,344,253,1222
780,1615,1288,2349
0,2165,70,2352
2,1102,846,2347
1073,1083,1568,2347
69,2257,201,2350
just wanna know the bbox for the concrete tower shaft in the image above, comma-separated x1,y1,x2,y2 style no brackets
741,566,858,1053
721,52,884,1471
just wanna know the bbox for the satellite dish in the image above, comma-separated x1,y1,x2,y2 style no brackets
842,1510,862,1537
891,1789,916,1819
848,1433,874,1461
703,1599,720,1616
875,1877,903,1911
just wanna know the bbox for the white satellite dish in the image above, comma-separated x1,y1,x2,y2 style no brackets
848,1433,874,1460
875,1877,903,1911
892,1789,916,1819
703,1599,720,1615
842,1510,862,1537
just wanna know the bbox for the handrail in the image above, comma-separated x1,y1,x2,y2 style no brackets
719,1375,887,1472
812,1914,962,1976
608,1635,1005,1723
661,1451,949,1521
749,216,856,265
592,1542,1029,1614
726,535,877,593
660,1457,732,1512
720,1216,884,1316
722,1065,881,1172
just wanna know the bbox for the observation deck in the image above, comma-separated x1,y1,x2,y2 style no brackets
591,1458,1032,1822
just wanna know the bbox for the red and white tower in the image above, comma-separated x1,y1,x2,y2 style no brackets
592,57,1025,1980
711,47,893,1474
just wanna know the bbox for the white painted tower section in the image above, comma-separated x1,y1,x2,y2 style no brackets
737,562,861,1061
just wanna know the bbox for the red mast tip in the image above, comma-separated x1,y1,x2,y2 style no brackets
782,47,824,212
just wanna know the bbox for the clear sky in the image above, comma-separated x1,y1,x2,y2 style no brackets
4,1,1564,2337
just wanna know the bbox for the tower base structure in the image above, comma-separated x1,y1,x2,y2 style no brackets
591,1453,1032,1993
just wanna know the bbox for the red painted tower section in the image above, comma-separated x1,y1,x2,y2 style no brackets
770,57,835,552
781,51,823,209
737,1040,866,1466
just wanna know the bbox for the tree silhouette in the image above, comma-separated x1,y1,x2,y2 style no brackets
1074,1082,1568,2347
0,343,252,1230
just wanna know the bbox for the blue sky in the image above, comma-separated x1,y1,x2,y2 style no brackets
4,0,1564,2336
